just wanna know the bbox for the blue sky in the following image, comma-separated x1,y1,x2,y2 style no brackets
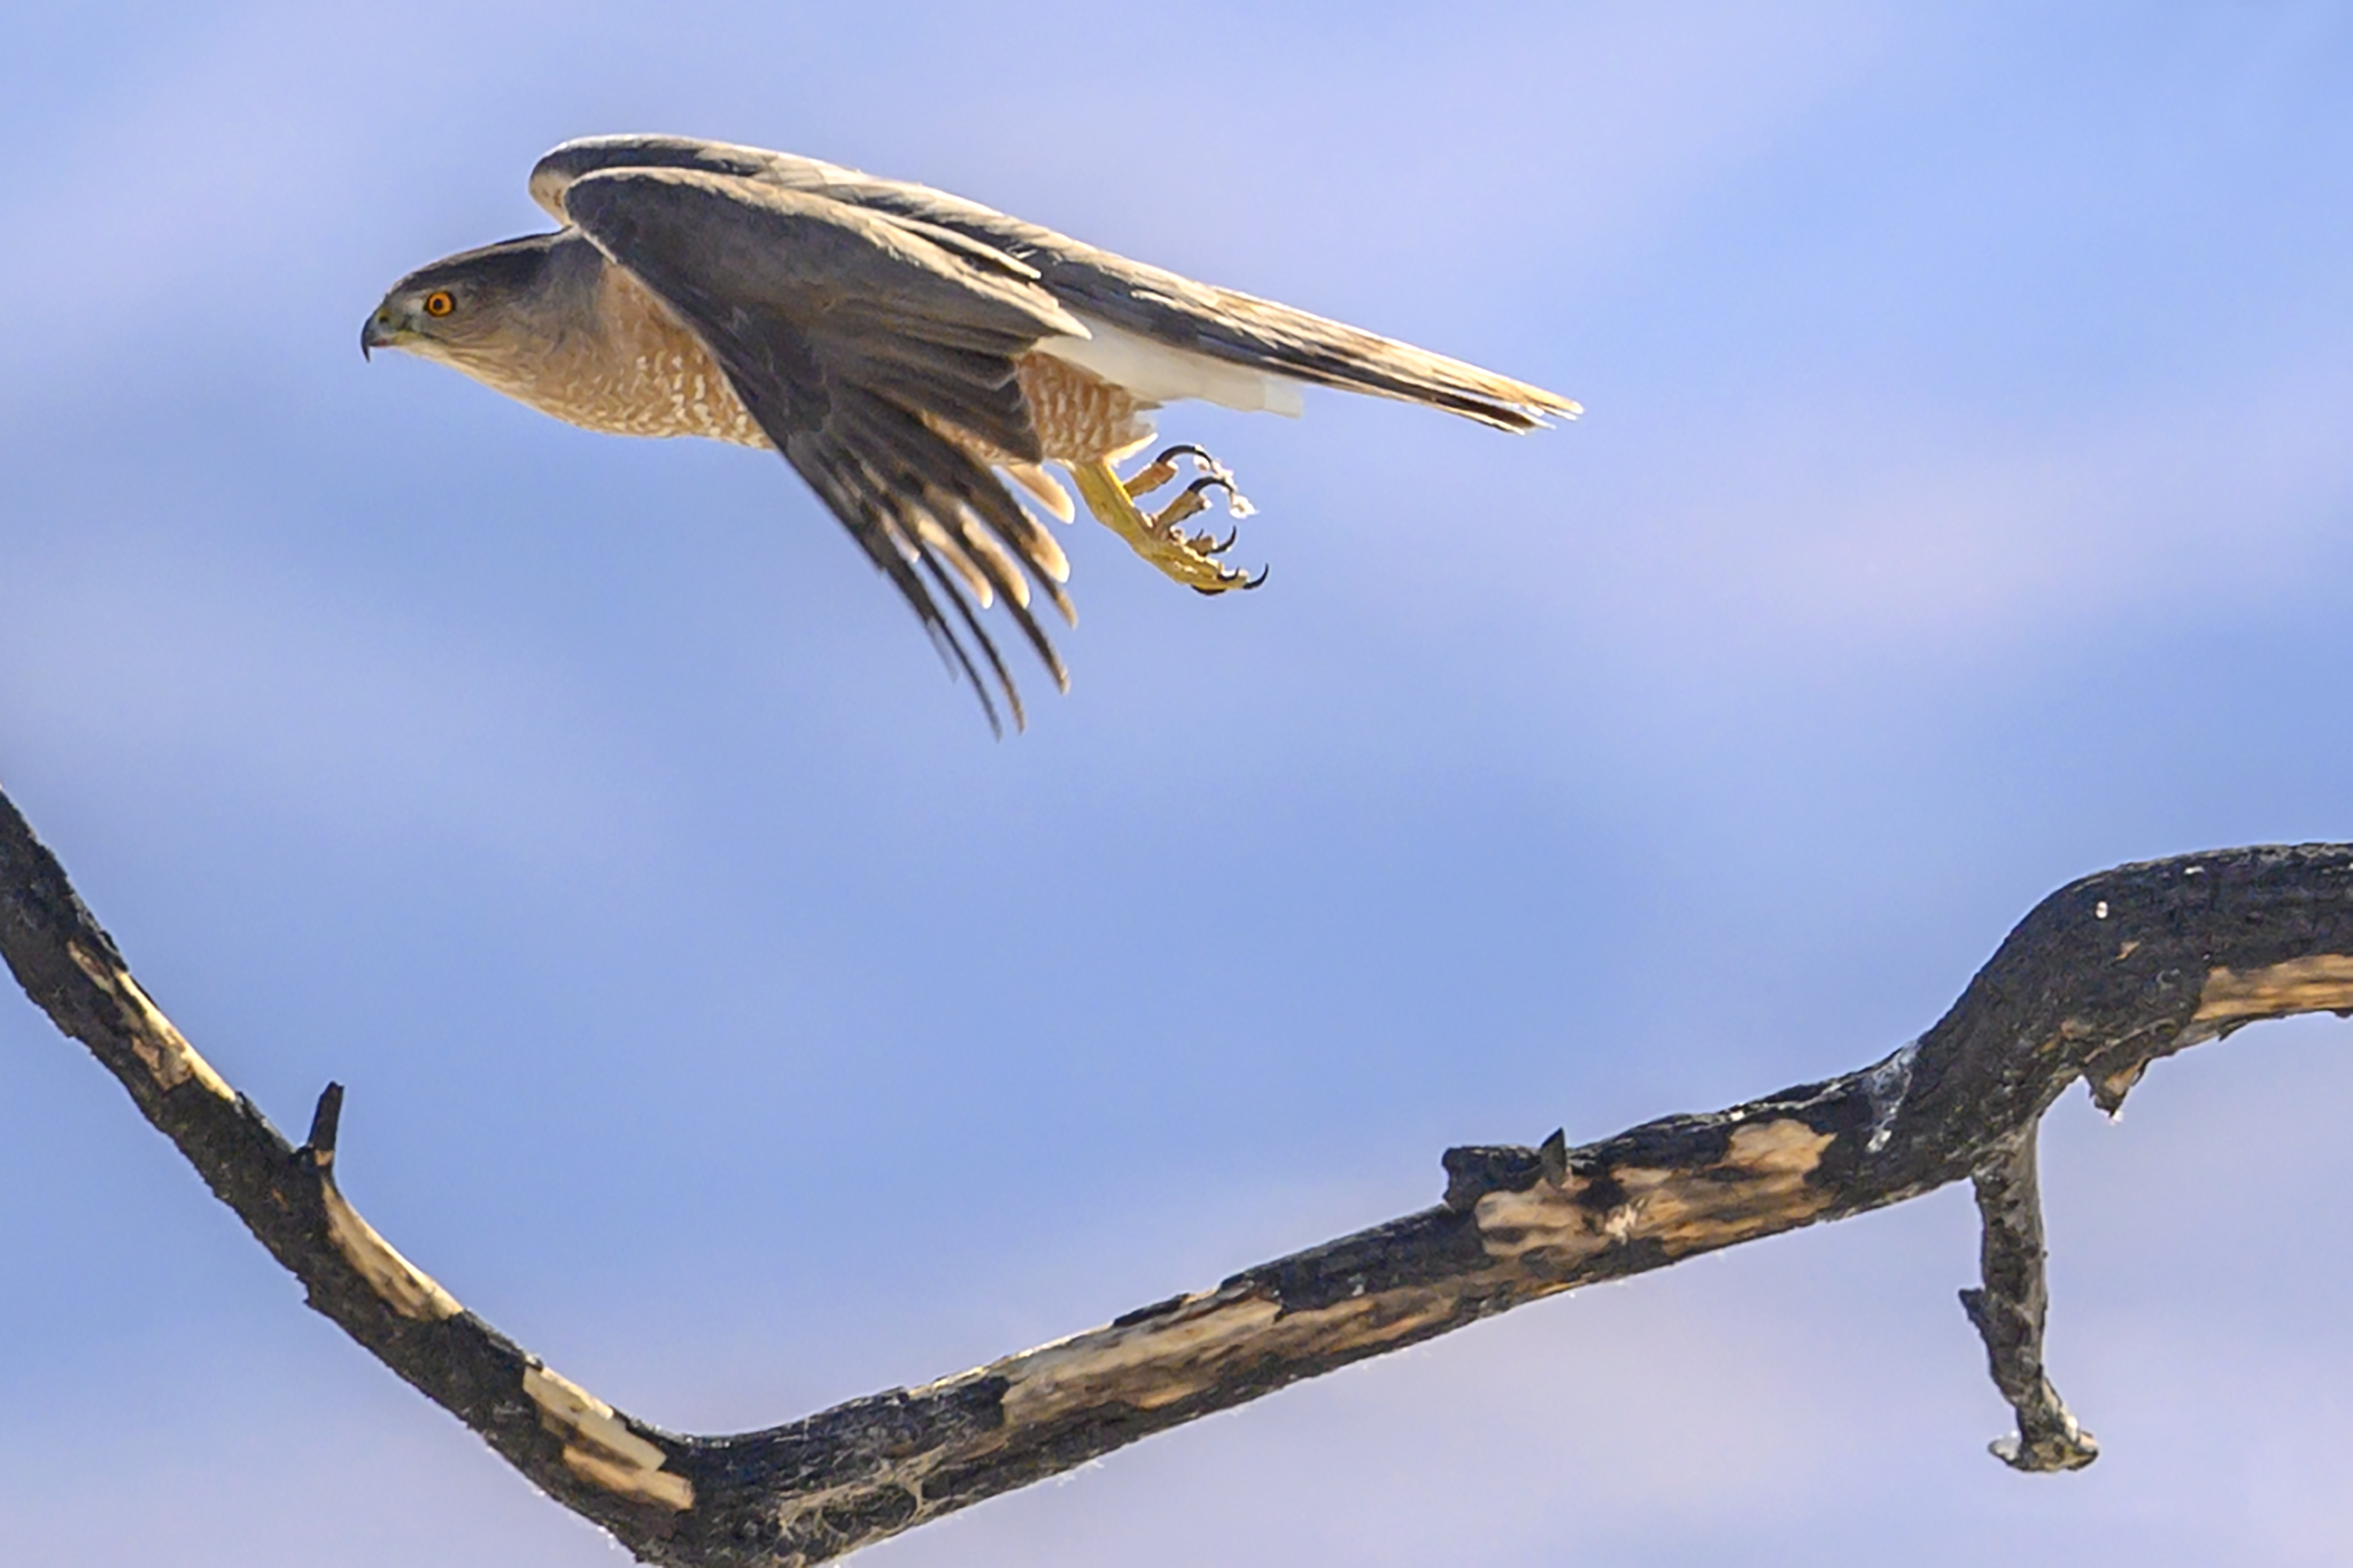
5,3,2353,1562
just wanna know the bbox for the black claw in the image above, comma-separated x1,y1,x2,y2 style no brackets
1182,474,1231,501
1190,562,1267,595
1153,443,1216,469
1214,526,1239,553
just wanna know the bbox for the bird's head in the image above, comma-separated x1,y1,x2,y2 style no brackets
361,233,565,367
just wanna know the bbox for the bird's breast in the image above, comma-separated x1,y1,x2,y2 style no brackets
495,265,771,449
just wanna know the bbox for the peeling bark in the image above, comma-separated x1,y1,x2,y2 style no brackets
4,784,2351,1564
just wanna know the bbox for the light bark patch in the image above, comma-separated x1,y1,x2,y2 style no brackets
1476,1117,1835,1262
1000,1290,1279,1425
523,1365,694,1512
320,1182,461,1322
999,1284,1462,1428
66,943,232,1100
2194,955,2353,1022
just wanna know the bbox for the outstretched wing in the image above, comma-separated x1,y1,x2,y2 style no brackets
559,165,1090,733
534,135,1578,432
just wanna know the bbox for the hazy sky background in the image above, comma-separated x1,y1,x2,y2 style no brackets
6,3,2353,1563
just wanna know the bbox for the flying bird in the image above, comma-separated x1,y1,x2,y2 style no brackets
364,135,1577,730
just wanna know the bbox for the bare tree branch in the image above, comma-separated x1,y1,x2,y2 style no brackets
1959,1128,2097,1471
5,779,2351,1564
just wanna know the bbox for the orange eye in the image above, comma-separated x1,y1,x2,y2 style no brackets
423,290,455,318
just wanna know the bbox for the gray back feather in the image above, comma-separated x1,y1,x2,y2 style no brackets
535,136,1577,431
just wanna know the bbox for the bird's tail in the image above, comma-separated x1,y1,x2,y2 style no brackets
1181,282,1580,431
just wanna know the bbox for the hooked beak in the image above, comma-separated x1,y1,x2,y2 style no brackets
360,310,399,361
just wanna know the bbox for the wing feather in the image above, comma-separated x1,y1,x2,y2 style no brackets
535,135,1577,431
560,165,1079,727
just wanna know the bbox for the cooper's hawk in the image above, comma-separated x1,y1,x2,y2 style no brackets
364,135,1576,729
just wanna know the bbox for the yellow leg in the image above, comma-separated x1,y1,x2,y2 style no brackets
1070,447,1264,595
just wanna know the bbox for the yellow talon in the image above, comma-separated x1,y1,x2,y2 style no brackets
1070,456,1263,595
1122,455,1182,499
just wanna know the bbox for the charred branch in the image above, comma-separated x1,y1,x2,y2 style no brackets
1959,1129,2096,1472
4,782,2352,1565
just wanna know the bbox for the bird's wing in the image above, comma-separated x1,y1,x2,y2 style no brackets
560,164,1090,733
534,136,1577,432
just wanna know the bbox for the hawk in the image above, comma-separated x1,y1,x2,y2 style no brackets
364,135,1577,730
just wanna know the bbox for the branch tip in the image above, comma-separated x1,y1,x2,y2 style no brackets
1538,1128,1568,1186
307,1081,345,1164
1962,1135,2100,1472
